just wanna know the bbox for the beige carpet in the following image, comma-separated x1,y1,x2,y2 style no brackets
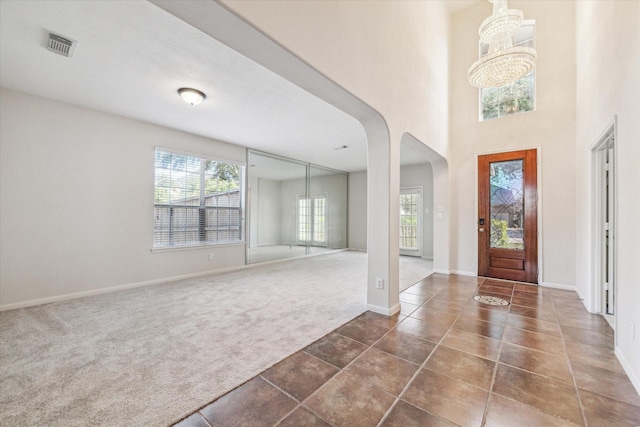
0,251,432,426
399,255,434,291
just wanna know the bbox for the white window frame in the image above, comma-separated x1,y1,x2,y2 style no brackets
400,187,423,257
296,193,327,246
153,148,245,250
479,20,536,121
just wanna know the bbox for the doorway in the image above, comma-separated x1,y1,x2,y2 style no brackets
400,187,423,257
593,124,616,319
297,194,328,247
478,149,538,283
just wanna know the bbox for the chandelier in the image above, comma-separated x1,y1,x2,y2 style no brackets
468,0,536,88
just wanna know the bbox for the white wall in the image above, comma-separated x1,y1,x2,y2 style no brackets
310,172,348,249
0,88,247,309
251,177,282,246
575,0,640,391
278,173,348,248
449,1,577,284
348,171,367,252
249,176,259,246
279,178,305,245
220,0,451,159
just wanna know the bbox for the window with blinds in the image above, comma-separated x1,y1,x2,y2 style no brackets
153,149,244,248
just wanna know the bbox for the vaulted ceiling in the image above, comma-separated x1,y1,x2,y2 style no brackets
0,0,480,172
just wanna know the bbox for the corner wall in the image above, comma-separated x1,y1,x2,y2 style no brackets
575,0,640,391
348,164,435,260
0,88,247,308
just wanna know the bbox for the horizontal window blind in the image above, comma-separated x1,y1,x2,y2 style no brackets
154,149,244,248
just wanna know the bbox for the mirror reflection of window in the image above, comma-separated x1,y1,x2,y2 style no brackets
247,152,347,264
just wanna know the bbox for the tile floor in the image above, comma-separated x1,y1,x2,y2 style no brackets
173,274,640,427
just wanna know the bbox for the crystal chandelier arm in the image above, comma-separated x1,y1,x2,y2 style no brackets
468,46,536,88
468,0,537,88
491,0,508,14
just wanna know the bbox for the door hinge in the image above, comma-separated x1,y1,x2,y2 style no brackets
604,222,609,231
605,162,610,171
604,282,609,291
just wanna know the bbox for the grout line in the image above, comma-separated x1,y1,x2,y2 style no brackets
550,292,589,426
479,280,515,426
260,375,302,404
260,373,340,426
197,412,214,427
299,312,408,426
378,276,490,426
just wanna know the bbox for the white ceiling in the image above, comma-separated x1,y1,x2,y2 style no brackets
0,1,470,173
444,0,484,14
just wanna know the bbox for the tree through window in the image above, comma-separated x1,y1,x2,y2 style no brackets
480,21,536,121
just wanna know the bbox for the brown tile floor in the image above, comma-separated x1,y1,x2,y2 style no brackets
173,274,640,427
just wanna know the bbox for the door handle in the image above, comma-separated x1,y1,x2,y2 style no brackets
479,228,485,232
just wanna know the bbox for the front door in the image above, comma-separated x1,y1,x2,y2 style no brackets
478,149,538,283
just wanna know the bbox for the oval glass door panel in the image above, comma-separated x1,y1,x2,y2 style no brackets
490,160,524,250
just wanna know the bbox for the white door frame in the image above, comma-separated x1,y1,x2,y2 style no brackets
400,187,423,257
296,193,328,247
591,118,617,323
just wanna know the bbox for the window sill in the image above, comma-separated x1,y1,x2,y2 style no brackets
150,241,245,254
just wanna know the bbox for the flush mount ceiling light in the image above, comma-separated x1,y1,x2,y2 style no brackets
468,0,536,88
178,88,206,106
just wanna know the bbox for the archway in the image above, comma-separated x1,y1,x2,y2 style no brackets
152,0,450,314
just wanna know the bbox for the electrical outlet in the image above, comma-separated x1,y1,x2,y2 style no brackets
208,253,214,261
376,278,384,289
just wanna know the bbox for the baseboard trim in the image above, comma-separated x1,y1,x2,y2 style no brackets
1,249,352,312
366,303,401,316
432,269,451,275
540,281,577,292
451,270,477,277
615,346,640,396
0,269,222,312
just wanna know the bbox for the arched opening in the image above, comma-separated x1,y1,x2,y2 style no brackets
401,134,450,279
152,1,450,313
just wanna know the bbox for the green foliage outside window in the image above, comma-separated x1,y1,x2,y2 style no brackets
481,73,535,121
154,151,241,205
490,218,510,249
480,21,535,121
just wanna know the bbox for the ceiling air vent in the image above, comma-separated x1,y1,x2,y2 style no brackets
46,32,77,58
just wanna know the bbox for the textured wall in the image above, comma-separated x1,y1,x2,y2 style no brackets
575,0,640,391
